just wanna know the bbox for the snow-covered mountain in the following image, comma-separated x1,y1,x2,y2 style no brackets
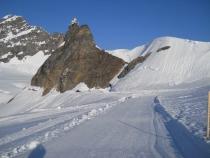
0,14,64,62
0,15,210,158
108,36,210,91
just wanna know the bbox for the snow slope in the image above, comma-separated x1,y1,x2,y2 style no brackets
109,37,210,91
0,50,50,104
0,65,32,104
0,50,50,75
0,36,210,158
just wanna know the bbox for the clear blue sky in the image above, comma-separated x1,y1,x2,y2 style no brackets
1,0,210,50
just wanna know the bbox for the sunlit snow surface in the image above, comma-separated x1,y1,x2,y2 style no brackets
0,37,210,158
0,65,32,104
108,37,210,91
1,50,50,75
158,86,210,139
0,51,49,104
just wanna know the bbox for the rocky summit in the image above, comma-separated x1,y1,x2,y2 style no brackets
0,14,64,62
31,23,126,95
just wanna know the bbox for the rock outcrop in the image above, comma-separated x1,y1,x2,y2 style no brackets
0,14,64,62
31,23,126,95
118,52,152,78
157,46,170,52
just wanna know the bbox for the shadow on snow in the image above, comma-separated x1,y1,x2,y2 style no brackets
154,96,210,158
117,120,170,139
28,144,46,158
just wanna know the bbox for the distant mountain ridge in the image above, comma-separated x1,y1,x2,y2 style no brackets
0,14,64,62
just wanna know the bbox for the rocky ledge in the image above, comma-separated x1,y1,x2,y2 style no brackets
31,23,126,95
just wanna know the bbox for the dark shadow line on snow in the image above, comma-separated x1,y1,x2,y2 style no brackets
117,120,170,139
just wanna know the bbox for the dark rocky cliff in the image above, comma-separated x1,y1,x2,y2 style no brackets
31,23,125,95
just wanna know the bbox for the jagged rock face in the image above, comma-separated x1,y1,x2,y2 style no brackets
0,14,64,62
31,24,125,95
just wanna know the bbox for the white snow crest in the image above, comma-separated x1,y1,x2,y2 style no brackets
0,15,21,24
2,14,12,19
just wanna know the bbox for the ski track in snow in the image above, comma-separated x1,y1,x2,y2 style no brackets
147,102,162,158
16,96,179,158
0,91,189,158
0,94,132,158
1,87,210,157
158,86,210,140
154,91,210,158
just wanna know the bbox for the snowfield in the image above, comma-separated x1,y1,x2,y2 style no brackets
0,37,210,158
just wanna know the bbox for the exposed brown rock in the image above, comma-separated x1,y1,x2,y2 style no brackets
117,52,152,79
157,46,170,52
31,24,125,95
